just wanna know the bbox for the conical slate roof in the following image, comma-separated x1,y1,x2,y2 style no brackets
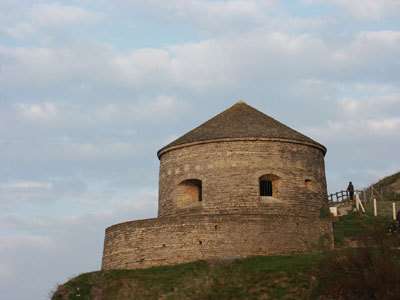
158,101,326,157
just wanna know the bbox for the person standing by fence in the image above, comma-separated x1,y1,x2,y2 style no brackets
347,181,354,201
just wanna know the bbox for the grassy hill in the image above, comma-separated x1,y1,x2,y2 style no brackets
52,171,400,300
51,254,324,300
365,171,400,201
51,203,400,300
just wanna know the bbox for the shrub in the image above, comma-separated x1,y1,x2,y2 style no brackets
315,220,400,299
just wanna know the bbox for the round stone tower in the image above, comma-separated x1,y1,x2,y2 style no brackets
101,101,333,270
157,101,328,218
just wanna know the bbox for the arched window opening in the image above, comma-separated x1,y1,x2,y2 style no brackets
176,179,202,208
259,174,281,202
305,179,312,190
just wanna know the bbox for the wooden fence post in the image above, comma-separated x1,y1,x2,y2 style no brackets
356,191,359,211
374,198,377,216
356,192,365,213
393,202,396,220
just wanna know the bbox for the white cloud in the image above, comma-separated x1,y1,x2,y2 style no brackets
0,181,56,207
0,44,119,90
110,190,158,213
289,78,338,100
127,0,279,33
0,235,55,252
165,32,330,89
352,83,397,94
2,30,399,94
172,0,266,30
30,3,99,28
4,2,102,38
309,117,400,143
58,139,139,161
0,189,157,235
304,88,400,154
92,95,182,123
0,179,106,209
0,213,53,232
12,95,183,128
368,118,400,132
9,181,52,189
15,103,57,119
332,31,400,71
4,21,36,38
333,0,400,20
114,48,171,84
300,0,400,20
337,98,360,114
336,91,400,118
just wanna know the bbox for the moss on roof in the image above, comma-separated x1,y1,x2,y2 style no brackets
158,101,326,157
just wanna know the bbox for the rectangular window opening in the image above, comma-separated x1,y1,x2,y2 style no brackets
260,180,272,196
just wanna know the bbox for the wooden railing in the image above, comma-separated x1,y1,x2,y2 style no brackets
328,190,349,203
328,189,367,203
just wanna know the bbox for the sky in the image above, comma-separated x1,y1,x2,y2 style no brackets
0,0,399,299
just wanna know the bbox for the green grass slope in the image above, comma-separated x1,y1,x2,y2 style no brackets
52,254,323,300
52,199,400,300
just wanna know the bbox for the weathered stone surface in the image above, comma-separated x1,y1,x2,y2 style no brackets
102,214,332,269
101,102,333,270
158,139,327,218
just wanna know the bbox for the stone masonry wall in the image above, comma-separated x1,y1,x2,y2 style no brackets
102,214,333,270
158,139,327,218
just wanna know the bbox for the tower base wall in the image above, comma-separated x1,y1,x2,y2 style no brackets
102,214,333,270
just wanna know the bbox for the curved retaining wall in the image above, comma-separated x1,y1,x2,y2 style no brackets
158,139,327,218
101,214,333,270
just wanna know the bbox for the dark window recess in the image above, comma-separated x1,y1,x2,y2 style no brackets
198,183,202,201
260,180,272,196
